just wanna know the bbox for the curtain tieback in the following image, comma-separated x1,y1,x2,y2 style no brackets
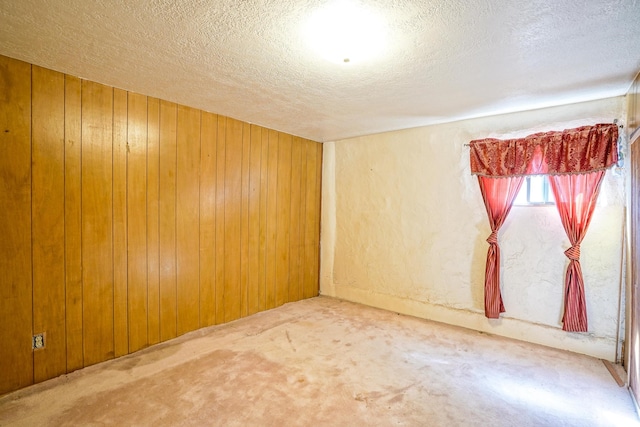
564,244,581,261
486,230,498,245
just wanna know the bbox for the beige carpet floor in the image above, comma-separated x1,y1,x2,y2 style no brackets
0,296,638,426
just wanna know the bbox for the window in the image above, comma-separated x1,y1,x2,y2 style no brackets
514,176,555,205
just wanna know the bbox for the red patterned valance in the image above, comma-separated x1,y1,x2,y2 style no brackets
469,124,618,177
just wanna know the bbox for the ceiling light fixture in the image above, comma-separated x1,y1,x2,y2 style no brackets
304,0,387,65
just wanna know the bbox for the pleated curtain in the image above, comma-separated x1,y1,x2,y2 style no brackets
469,123,618,332
477,176,524,318
548,172,606,331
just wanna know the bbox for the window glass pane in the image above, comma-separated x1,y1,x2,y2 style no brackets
512,176,554,206
547,179,555,203
529,175,545,203
514,181,528,205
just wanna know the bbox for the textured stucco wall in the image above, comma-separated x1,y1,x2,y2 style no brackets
321,97,626,360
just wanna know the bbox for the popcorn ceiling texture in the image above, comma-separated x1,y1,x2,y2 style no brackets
0,0,638,142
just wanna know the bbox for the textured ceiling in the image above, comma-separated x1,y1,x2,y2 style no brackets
0,0,639,142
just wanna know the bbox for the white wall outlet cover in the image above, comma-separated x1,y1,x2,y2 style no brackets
32,333,45,350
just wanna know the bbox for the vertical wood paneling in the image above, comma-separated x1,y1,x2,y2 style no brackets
147,97,160,345
64,75,83,372
81,80,114,366
224,118,243,322
0,56,33,395
258,127,269,312
629,72,639,138
288,137,303,303
158,100,178,341
297,137,309,303
626,70,640,404
247,125,262,315
200,112,217,327
215,116,226,323
240,122,251,317
32,66,66,383
127,92,148,352
0,55,322,395
176,105,200,334
112,88,128,357
312,142,323,295
303,140,320,299
630,139,640,405
265,129,279,309
275,133,292,307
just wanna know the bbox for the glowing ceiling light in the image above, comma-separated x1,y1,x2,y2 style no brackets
304,0,387,64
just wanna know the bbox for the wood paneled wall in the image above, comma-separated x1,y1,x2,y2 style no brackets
0,55,322,395
629,70,640,142
627,69,640,409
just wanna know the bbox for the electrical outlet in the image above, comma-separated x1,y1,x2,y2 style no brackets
33,333,45,350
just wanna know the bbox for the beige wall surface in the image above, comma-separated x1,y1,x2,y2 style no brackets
321,97,626,360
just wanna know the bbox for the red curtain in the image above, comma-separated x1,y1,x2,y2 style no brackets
548,171,605,332
469,123,618,331
470,124,618,177
477,176,524,318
